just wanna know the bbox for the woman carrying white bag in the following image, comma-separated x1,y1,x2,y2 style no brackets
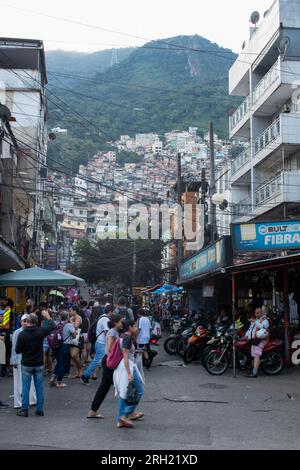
113,320,144,429
10,314,37,409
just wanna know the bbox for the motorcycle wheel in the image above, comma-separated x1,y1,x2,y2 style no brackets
176,338,187,357
261,351,284,375
183,345,195,364
164,336,177,355
204,350,229,376
201,345,214,366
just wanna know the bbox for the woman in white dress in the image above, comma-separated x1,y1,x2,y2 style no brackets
10,314,37,409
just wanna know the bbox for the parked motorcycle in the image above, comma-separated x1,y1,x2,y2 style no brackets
164,314,194,355
204,332,284,376
200,324,230,366
183,325,211,364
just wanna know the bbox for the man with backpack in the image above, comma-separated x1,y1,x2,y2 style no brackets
115,297,134,322
49,311,76,388
80,305,114,385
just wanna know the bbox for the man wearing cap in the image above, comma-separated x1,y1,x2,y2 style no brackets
11,314,37,409
16,310,55,417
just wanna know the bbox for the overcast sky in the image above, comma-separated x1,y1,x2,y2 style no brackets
0,0,272,53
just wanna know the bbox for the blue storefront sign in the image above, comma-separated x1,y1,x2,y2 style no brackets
179,236,232,282
232,221,300,252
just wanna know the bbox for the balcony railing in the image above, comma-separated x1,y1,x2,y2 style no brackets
230,95,251,131
231,147,251,175
255,173,282,206
254,118,280,155
233,198,252,218
230,59,281,134
253,59,280,104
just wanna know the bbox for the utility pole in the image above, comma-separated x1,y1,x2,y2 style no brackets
176,152,183,272
209,122,217,243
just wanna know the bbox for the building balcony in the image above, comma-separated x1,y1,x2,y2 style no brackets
254,118,281,156
253,59,280,106
253,113,300,167
231,146,251,182
252,58,300,118
233,198,252,219
255,170,300,207
229,95,251,137
233,170,300,221
229,57,300,139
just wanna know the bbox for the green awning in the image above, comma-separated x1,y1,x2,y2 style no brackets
0,266,85,287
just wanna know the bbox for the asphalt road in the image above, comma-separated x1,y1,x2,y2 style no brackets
1,343,300,450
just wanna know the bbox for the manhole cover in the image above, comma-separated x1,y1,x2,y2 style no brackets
199,383,228,390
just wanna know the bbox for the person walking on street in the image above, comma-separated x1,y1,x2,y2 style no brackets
49,311,76,388
10,314,37,408
113,321,144,428
246,307,270,378
115,297,134,322
15,311,55,417
79,306,90,365
69,305,83,378
136,308,151,365
81,305,114,384
86,314,124,419
41,308,53,375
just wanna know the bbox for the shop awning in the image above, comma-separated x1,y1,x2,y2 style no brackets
0,266,85,287
227,252,300,274
0,238,26,273
152,285,184,294
54,270,85,285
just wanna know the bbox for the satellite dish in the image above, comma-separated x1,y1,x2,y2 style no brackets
48,132,56,141
263,10,269,18
250,11,260,26
242,41,246,50
278,37,290,56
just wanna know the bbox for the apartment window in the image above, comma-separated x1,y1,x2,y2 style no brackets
79,210,83,215
69,209,73,214
77,222,81,226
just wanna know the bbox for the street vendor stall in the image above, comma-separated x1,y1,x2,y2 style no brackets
0,266,85,309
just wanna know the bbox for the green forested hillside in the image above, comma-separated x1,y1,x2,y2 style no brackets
46,48,134,81
46,36,237,171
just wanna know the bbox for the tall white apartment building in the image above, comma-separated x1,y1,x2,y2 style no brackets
229,0,300,223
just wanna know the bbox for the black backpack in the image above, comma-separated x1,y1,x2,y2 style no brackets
88,314,109,345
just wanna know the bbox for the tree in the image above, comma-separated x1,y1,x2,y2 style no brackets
74,237,164,288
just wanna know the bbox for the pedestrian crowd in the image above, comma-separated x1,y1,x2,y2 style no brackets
0,294,155,428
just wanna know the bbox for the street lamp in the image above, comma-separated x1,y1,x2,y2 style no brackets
211,193,229,211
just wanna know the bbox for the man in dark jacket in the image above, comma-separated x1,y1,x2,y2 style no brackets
16,310,54,417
